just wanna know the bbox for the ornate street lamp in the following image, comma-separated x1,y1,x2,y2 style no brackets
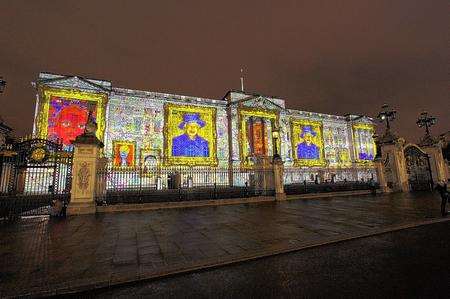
0,77,6,93
377,103,396,131
271,125,281,160
417,111,437,146
376,104,398,144
416,111,436,136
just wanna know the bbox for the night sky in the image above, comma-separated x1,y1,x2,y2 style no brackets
0,0,448,141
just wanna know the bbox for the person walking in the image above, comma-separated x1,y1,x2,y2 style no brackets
435,180,448,216
369,178,377,196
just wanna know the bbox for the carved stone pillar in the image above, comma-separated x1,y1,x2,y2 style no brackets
68,142,103,215
273,157,286,200
253,155,272,195
67,119,104,215
421,144,448,185
380,139,409,192
373,159,389,193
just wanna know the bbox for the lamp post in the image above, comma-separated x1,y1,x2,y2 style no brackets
417,111,437,147
416,111,436,136
377,103,396,132
272,126,281,160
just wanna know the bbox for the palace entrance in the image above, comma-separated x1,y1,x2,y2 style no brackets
0,138,73,218
404,145,432,191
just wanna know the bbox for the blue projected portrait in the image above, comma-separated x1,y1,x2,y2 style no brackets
358,142,374,160
172,113,209,157
359,152,374,160
297,125,319,160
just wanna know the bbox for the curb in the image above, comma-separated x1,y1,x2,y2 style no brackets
32,217,449,298
95,190,373,214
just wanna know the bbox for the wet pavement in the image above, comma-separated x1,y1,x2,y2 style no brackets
88,221,450,299
0,191,446,297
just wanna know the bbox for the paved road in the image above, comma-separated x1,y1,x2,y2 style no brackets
84,221,450,299
0,191,445,297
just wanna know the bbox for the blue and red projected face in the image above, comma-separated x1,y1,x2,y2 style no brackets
47,96,97,145
171,113,209,157
112,141,136,167
290,119,325,167
164,103,217,166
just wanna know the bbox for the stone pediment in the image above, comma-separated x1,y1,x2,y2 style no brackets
37,73,111,93
238,96,284,111
345,114,375,124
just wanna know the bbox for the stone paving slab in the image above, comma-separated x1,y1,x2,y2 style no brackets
0,191,446,298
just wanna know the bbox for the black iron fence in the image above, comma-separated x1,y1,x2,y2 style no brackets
0,141,73,219
95,165,275,205
283,166,376,185
283,166,377,195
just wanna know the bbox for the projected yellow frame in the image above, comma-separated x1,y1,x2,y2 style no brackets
163,103,217,166
238,107,279,167
112,140,136,168
352,123,376,165
290,118,326,167
35,86,108,143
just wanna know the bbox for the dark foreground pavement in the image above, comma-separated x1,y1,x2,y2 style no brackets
0,191,447,297
86,221,450,299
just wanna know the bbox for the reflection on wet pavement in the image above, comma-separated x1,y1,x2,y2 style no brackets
0,191,444,297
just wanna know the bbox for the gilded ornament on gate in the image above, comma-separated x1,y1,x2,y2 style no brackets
29,146,48,163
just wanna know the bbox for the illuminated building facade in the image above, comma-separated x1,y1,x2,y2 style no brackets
32,73,377,182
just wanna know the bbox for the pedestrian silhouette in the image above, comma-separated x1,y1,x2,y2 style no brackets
435,180,448,216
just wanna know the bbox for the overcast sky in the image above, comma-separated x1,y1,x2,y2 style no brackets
0,0,448,141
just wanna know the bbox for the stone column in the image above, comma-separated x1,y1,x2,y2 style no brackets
0,146,16,193
67,124,104,215
380,139,409,192
421,144,448,185
273,157,286,200
373,159,389,193
253,156,269,195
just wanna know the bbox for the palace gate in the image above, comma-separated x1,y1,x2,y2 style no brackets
404,145,432,191
0,138,73,218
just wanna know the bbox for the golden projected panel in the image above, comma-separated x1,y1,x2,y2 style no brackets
112,140,136,168
323,126,352,168
238,108,278,167
291,119,325,167
35,86,108,147
164,103,217,166
352,123,376,165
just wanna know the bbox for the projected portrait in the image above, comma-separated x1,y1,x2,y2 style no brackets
48,97,94,145
35,87,107,148
353,123,376,163
291,119,325,167
297,126,320,159
113,141,136,167
164,104,217,166
172,113,209,157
